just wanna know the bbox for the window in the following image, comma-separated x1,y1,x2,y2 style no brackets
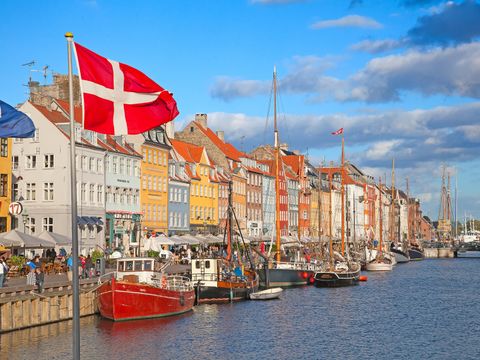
42,217,54,232
0,139,7,157
43,182,54,201
89,157,95,171
119,158,125,174
0,174,7,197
26,155,37,169
26,183,36,200
81,156,87,170
26,217,36,235
81,183,86,202
13,183,18,201
126,159,131,175
89,184,95,203
12,155,18,170
33,128,40,142
97,185,103,204
44,154,54,168
112,157,118,173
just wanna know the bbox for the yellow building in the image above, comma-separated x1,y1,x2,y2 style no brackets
136,129,170,235
170,139,219,234
0,138,11,232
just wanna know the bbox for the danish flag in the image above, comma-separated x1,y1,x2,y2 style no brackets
73,43,179,135
331,128,343,135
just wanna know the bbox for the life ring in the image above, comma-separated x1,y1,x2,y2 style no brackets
161,276,167,288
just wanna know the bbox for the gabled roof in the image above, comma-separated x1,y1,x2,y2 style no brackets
193,121,245,161
170,139,206,164
283,155,304,176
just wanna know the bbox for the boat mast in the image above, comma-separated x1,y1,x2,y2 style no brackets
341,133,345,256
273,66,281,263
390,159,395,244
406,177,410,245
379,178,383,253
226,180,233,261
298,155,301,243
329,171,333,270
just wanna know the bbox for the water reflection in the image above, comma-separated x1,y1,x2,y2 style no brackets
3,260,480,360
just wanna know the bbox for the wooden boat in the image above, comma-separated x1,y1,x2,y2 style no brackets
192,258,258,304
314,132,361,288
408,245,425,260
97,258,195,321
192,181,259,304
366,178,393,272
250,287,283,300
258,67,317,289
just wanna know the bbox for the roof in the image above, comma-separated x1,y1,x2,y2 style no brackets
283,155,304,176
193,121,245,161
170,139,205,164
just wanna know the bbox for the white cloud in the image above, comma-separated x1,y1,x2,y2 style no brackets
311,15,383,29
350,38,405,53
365,140,403,160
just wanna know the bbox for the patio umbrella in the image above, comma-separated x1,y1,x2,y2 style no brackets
0,230,56,248
38,231,72,246
153,234,175,246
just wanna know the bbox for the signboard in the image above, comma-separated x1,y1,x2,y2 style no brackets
8,202,23,216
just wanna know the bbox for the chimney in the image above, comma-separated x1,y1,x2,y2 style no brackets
280,143,288,151
216,131,225,142
195,113,208,128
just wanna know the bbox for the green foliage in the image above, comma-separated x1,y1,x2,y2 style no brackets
146,250,159,258
9,255,25,267
91,250,104,262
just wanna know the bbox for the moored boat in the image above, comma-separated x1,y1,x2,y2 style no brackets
391,246,410,263
250,287,283,300
408,245,425,260
192,258,258,304
314,261,361,287
97,258,195,321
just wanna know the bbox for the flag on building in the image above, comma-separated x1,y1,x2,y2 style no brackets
331,128,343,135
0,100,35,138
73,42,179,135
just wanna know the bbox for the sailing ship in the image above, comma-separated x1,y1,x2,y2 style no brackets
256,67,317,288
97,257,195,321
314,131,361,287
389,159,410,263
191,181,259,303
366,178,393,271
406,177,425,260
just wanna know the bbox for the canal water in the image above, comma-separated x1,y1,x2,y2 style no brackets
2,257,480,360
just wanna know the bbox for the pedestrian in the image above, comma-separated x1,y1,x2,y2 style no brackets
0,258,5,288
35,267,45,293
85,255,93,278
26,267,36,286
0,257,8,287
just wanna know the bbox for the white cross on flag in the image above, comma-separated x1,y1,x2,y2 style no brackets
73,43,179,135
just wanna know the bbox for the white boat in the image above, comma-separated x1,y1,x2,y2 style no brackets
366,261,393,271
250,287,283,300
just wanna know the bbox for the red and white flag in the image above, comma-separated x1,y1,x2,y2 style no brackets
73,43,179,135
331,127,343,135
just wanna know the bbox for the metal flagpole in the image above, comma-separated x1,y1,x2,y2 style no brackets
65,32,81,360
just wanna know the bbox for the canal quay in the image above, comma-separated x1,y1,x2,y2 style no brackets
1,257,479,360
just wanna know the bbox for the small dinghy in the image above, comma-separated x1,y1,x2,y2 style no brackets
249,287,283,300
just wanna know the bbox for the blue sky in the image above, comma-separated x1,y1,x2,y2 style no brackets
1,0,480,220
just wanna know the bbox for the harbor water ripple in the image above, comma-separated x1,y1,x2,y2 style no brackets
3,258,480,360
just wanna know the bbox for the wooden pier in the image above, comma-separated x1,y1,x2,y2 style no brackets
0,279,99,333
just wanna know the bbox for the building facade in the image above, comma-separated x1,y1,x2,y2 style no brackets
0,138,11,233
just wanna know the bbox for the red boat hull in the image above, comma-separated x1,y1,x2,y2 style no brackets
97,277,195,321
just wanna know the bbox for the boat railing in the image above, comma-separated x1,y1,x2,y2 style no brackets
275,261,318,271
97,271,116,284
151,275,193,292
191,272,250,284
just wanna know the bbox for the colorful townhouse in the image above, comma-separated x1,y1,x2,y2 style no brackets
170,139,219,234
0,137,11,233
127,127,170,237
168,147,191,235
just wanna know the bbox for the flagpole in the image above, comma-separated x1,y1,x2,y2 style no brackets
341,132,345,256
65,32,81,360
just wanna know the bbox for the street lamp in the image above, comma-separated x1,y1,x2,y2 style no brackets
22,208,28,233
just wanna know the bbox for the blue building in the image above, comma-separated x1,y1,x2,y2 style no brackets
168,152,190,235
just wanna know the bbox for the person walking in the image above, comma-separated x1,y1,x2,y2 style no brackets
26,267,36,286
0,257,8,287
0,258,5,288
35,268,45,293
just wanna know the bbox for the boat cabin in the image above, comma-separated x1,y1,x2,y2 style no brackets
191,258,219,282
116,258,157,283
